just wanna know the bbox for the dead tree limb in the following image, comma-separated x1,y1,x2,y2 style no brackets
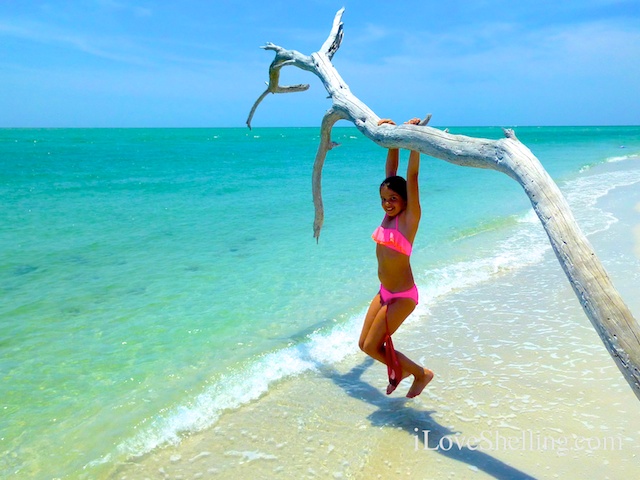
246,8,640,401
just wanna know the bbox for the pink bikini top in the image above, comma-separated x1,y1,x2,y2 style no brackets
372,215,413,256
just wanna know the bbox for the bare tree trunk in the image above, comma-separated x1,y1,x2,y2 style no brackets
246,8,640,401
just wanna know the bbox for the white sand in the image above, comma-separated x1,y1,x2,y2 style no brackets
110,176,640,480
634,203,640,259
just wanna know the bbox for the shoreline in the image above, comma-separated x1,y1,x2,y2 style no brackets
3,128,640,479
635,202,640,259
108,165,640,479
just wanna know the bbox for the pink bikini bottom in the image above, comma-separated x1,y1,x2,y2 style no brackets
379,284,418,391
379,284,419,306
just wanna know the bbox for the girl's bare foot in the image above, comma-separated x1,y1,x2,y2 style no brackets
406,368,434,398
386,370,412,395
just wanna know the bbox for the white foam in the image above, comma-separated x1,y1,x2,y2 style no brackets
416,219,548,311
223,450,278,462
414,160,640,318
580,153,639,172
605,153,640,164
563,168,640,235
104,158,640,468
108,313,365,462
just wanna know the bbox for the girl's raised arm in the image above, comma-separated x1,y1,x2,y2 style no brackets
378,119,399,178
385,147,399,178
405,149,421,221
404,117,422,223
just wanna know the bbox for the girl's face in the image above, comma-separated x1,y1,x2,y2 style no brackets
380,185,406,217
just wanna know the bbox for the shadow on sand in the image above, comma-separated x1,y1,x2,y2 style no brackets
315,355,537,480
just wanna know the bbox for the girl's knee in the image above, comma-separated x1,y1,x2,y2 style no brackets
361,337,383,357
359,337,371,354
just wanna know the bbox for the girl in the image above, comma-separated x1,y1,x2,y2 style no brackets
359,118,434,398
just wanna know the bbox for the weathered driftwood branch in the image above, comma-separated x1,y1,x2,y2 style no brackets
246,8,640,401
246,47,311,130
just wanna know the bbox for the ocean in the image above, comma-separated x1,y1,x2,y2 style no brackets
1,126,640,479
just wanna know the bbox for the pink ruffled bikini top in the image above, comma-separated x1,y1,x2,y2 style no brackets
372,215,412,256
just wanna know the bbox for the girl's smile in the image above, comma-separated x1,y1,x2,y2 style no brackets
380,185,406,217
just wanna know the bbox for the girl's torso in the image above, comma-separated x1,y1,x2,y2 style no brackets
373,214,416,291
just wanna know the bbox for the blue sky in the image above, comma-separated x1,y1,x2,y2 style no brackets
1,0,638,127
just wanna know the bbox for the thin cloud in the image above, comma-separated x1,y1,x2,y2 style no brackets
0,19,155,66
94,0,152,18
1,1,638,127
346,15,640,78
0,17,231,70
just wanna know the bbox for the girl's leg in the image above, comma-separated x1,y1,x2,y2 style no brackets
361,298,433,397
359,293,382,352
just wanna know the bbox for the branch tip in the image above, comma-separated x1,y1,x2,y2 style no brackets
321,7,346,60
419,114,432,126
503,128,518,140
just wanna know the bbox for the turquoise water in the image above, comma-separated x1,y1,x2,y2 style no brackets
1,126,639,478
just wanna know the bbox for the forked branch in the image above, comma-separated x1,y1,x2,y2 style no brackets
246,45,311,129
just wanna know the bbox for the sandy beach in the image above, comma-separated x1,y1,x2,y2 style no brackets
109,166,640,479
635,203,640,259
2,1,640,475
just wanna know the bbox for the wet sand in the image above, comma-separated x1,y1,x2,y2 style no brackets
110,178,640,480
635,203,640,259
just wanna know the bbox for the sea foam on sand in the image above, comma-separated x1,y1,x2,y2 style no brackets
109,166,640,480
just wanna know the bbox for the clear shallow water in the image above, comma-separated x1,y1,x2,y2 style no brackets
110,158,640,479
1,126,639,478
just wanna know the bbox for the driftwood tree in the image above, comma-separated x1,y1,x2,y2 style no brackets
247,8,640,401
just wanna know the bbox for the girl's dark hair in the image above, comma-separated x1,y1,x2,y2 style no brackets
380,176,407,201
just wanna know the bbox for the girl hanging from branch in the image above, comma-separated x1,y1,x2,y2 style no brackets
359,118,435,398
